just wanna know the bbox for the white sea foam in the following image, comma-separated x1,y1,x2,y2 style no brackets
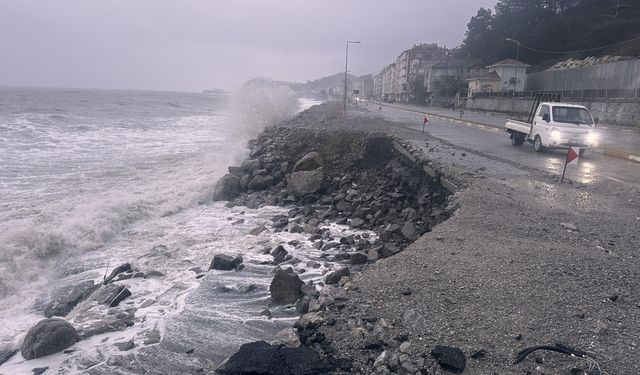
0,85,307,372
1,201,376,373
0,84,300,300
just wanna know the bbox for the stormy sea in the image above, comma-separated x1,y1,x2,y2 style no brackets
0,84,339,373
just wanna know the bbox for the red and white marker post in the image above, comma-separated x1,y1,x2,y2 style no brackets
422,115,429,132
560,146,580,183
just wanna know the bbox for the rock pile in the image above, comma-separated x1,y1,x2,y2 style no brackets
214,124,454,374
547,55,635,71
213,127,451,264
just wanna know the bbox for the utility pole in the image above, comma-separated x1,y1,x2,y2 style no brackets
506,38,521,116
344,41,361,112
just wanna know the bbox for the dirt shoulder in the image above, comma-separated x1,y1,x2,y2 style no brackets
294,103,640,374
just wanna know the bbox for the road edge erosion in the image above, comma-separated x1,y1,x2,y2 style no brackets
211,105,462,373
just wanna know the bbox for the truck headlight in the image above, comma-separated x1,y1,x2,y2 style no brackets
550,129,562,139
586,131,599,145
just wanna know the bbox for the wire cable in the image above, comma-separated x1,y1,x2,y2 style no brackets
509,34,640,54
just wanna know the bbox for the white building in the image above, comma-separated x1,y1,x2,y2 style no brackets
485,59,530,92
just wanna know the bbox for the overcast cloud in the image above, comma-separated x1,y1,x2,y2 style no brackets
0,0,496,91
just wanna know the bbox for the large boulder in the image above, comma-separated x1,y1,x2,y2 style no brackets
381,244,402,258
287,170,324,197
292,152,323,172
349,253,368,265
209,254,243,271
271,328,301,348
271,245,288,265
43,281,99,318
216,341,329,375
77,309,135,340
401,222,418,241
241,159,260,172
92,284,132,307
325,267,350,285
103,263,131,284
431,345,466,373
269,269,303,305
248,175,274,191
213,174,241,201
20,319,77,360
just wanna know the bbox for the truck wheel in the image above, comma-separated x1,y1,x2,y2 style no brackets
510,133,525,146
534,135,544,152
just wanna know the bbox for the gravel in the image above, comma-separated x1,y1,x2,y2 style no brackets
286,103,640,374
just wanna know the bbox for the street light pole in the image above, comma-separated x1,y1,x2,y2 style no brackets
344,41,361,112
506,38,521,115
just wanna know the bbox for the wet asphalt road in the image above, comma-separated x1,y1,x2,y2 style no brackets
366,104,640,187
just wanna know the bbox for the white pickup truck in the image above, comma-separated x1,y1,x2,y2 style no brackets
505,102,600,154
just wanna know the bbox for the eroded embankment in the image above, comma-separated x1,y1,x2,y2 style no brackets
216,126,455,263
213,126,460,373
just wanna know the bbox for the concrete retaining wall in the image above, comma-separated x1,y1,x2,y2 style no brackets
466,97,640,128
526,59,640,91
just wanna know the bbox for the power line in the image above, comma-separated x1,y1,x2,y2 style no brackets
508,34,640,54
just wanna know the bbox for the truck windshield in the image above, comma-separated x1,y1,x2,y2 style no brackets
552,107,594,125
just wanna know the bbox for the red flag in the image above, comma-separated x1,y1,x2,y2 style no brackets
566,146,579,165
423,115,429,125
561,146,580,183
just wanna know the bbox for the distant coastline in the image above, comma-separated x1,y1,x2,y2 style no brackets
203,88,224,94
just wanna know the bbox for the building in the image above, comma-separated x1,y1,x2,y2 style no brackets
393,43,449,103
373,63,396,101
425,59,485,98
373,73,383,98
356,75,374,99
373,44,448,103
484,59,530,92
467,71,501,95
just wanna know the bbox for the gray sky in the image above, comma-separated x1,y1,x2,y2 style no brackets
0,0,496,91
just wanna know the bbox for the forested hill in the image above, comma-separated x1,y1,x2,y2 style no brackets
458,0,640,71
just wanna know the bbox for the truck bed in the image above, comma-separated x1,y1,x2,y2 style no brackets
505,119,531,134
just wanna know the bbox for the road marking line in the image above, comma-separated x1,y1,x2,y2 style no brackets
629,155,640,163
606,176,630,184
378,102,502,134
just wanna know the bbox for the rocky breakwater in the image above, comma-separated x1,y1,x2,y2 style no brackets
212,126,456,374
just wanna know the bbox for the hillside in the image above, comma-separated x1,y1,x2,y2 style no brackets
458,0,640,69
295,72,359,92
244,73,361,99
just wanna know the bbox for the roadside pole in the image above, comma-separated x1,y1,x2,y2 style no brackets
343,41,360,114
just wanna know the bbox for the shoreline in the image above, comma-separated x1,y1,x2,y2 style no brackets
3,102,639,374
0,102,457,374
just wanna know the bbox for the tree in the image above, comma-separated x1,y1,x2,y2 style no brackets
460,8,496,63
459,0,640,68
432,75,468,97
